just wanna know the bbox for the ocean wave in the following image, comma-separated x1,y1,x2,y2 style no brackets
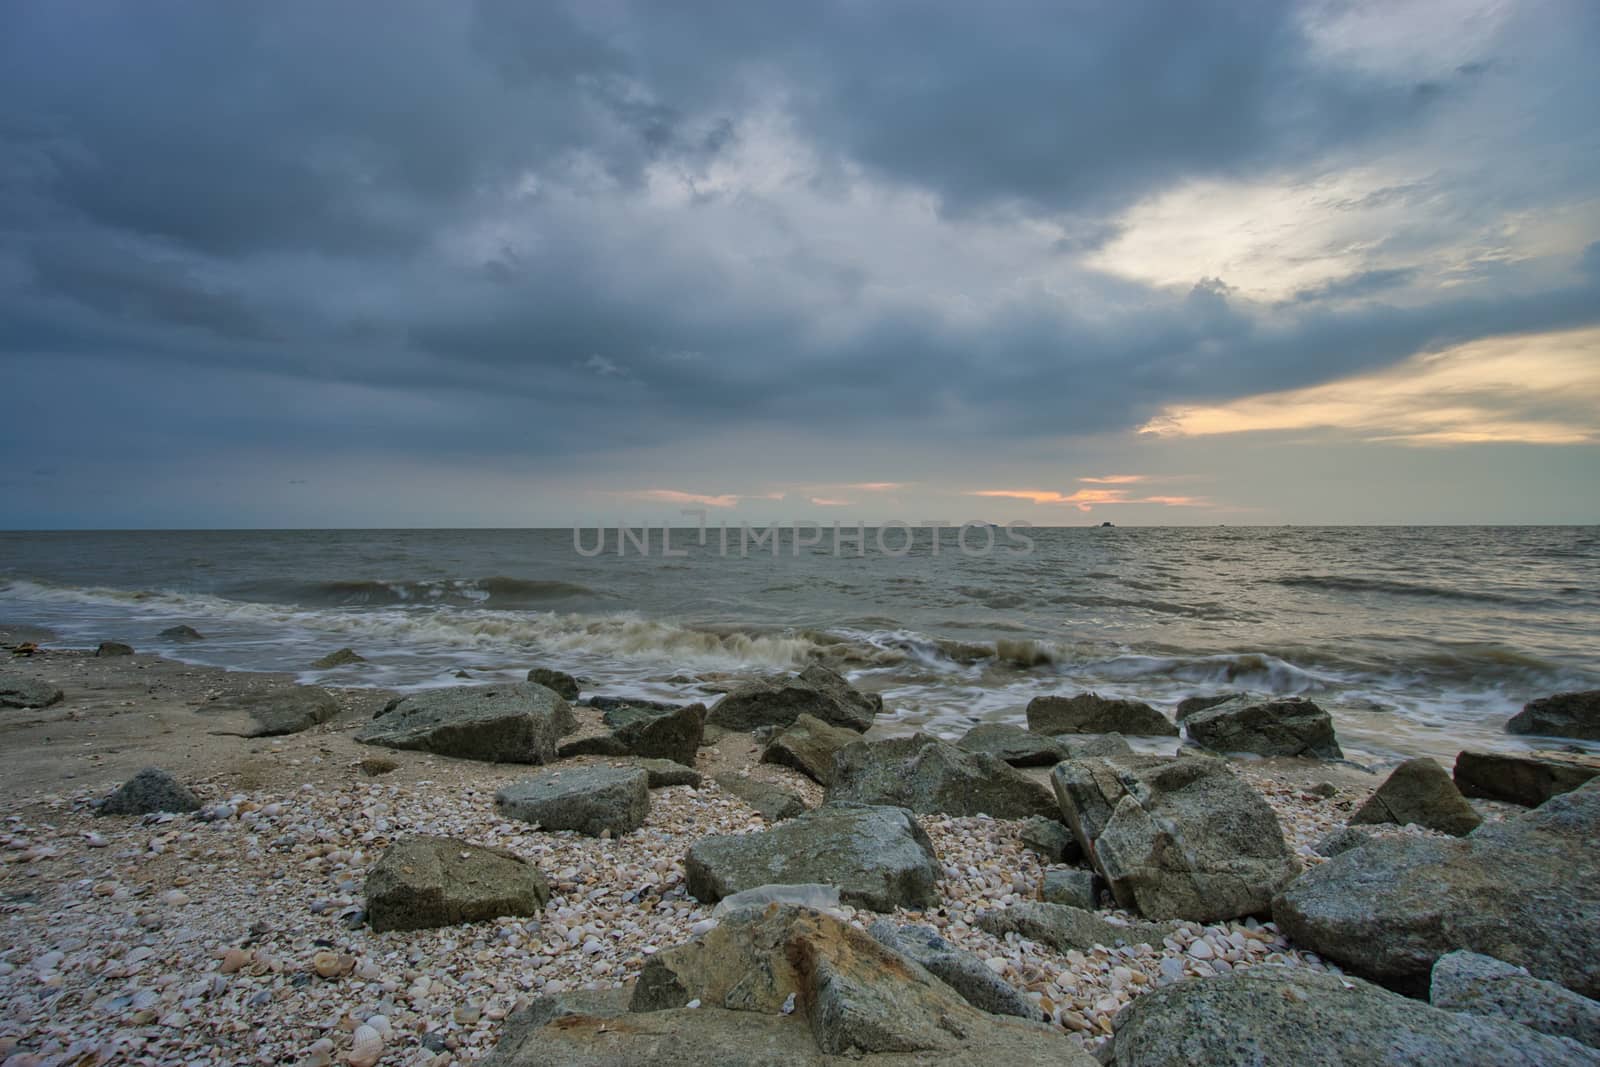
228,576,605,608
1089,652,1331,694
1271,574,1530,605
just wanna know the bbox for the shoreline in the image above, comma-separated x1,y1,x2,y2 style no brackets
0,628,1573,1065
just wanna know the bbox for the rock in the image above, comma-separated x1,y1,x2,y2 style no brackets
1312,826,1374,858
208,685,341,737
1350,757,1482,836
1018,815,1081,865
711,883,841,919
976,902,1174,953
1174,693,1242,721
527,668,580,701
826,734,1057,819
98,767,201,816
1507,690,1600,741
359,756,399,777
355,683,575,763
1107,965,1597,1067
714,774,807,821
1431,950,1600,1049
708,665,879,732
587,695,682,712
1051,753,1299,921
310,647,364,668
496,766,651,836
954,723,1072,766
685,803,941,912
557,702,706,766
95,641,134,657
635,758,702,788
158,625,205,641
867,919,1039,1019
1182,696,1342,759
364,836,549,932
0,674,64,709
1453,749,1600,807
761,713,860,784
1057,733,1135,758
1026,692,1177,736
1274,779,1600,996
1040,869,1101,909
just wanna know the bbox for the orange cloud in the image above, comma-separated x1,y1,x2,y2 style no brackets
1078,474,1146,484
623,489,740,508
809,497,851,506
842,482,907,491
972,488,1208,512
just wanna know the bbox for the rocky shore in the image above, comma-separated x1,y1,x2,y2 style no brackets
1,626,1597,1065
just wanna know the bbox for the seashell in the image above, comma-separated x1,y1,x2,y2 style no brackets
312,950,355,979
346,1024,383,1067
365,1015,392,1040
219,948,250,974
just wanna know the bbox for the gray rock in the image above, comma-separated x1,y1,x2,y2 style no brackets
1312,826,1374,858
98,767,201,815
635,758,702,788
1274,779,1600,996
761,713,861,784
365,835,549,932
868,919,1039,1019
208,685,341,737
685,803,941,912
95,641,134,657
587,695,681,712
1018,815,1081,865
1431,950,1600,1049
1507,690,1600,741
711,883,841,918
356,683,575,763
1107,966,1597,1067
527,668,580,701
0,674,63,709
158,625,205,641
714,774,808,821
976,902,1174,952
496,766,650,836
826,734,1057,819
1052,752,1299,921
708,665,879,732
1453,749,1600,807
955,723,1072,766
1040,868,1101,910
1351,757,1482,836
1026,692,1177,736
1057,733,1135,758
558,702,706,766
310,647,364,669
1174,693,1242,721
1182,696,1342,759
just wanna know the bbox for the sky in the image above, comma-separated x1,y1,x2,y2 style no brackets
1,0,1598,529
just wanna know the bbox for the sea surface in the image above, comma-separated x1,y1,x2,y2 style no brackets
3,526,1597,765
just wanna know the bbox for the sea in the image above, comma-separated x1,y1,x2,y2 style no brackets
2,526,1597,766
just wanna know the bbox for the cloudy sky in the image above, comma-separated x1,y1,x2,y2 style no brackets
2,0,1597,528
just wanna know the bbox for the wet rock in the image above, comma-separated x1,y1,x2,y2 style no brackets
587,695,682,713
496,766,651,837
1057,733,1135,758
1174,693,1242,721
1312,826,1374,858
976,902,1174,953
635,758,702,788
1183,696,1342,759
1026,692,1177,737
356,683,576,763
1453,749,1600,807
365,835,549,932
98,767,201,816
1107,966,1596,1067
955,723,1072,766
866,918,1040,1019
558,701,705,766
1018,815,1081,865
158,625,205,641
1039,868,1101,910
96,641,134,657
714,774,807,821
1431,950,1600,1049
1274,779,1600,996
685,803,941,912
1506,690,1600,741
1350,757,1481,836
761,713,860,784
310,647,364,669
827,734,1057,819
209,685,341,737
1052,752,1299,921
0,674,63,709
526,668,580,701
708,665,879,732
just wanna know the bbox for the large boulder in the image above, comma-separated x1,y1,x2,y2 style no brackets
158,625,205,641
1174,693,1242,721
827,735,1057,820
1026,692,1177,736
761,713,860,784
97,767,201,816
708,665,879,732
1350,757,1481,836
1273,779,1600,997
976,902,1174,952
207,685,341,737
714,774,808,821
955,723,1072,766
1453,749,1600,807
1182,696,1342,759
1040,869,1102,910
526,667,580,700
636,758,702,788
488,907,1095,1066
1431,950,1600,1049
365,836,549,932
496,766,651,836
1018,815,1081,865
0,674,63,709
1051,753,1299,921
1507,691,1600,741
96,641,134,657
355,683,575,763
558,702,706,766
684,803,941,912
310,646,364,669
1107,966,1597,1067
866,919,1038,1019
